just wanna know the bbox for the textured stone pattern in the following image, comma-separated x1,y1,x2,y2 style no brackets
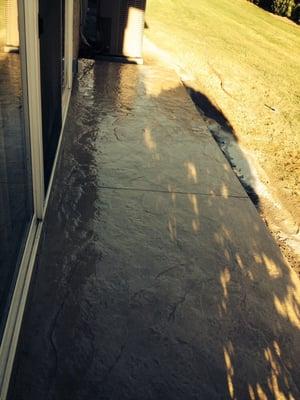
9,60,300,400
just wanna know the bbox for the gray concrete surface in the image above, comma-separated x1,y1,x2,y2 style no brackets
9,59,300,400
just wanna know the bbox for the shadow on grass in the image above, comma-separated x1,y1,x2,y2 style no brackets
185,86,234,133
184,83,260,208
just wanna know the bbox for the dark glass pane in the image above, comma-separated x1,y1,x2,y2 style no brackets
39,0,62,189
0,0,34,339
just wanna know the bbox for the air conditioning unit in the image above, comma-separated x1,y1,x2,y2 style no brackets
98,0,146,62
3,0,19,52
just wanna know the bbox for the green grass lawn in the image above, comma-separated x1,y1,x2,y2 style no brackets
145,0,300,220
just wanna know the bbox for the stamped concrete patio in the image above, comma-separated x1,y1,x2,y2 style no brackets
8,58,300,400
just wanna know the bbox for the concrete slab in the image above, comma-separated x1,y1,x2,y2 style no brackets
8,60,300,400
60,62,246,198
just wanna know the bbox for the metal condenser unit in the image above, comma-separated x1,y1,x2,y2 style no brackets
98,0,146,62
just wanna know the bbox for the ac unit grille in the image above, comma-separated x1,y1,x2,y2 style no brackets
118,0,146,56
0,2,5,47
119,0,146,28
98,0,146,58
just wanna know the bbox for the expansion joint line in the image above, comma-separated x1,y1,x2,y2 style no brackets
97,185,248,199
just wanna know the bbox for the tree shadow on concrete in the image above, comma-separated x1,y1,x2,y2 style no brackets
8,59,300,400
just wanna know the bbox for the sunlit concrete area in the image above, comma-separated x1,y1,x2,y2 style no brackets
9,59,300,400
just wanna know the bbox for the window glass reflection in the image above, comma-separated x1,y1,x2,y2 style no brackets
0,0,33,338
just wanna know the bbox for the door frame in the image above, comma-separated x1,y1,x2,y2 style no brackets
0,1,74,398
62,0,74,121
44,0,73,212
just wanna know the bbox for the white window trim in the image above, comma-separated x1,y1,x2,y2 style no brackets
23,0,45,218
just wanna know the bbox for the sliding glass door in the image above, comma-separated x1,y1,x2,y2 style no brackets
0,0,74,340
0,0,34,338
0,1,73,397
39,0,72,190
39,0,63,190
